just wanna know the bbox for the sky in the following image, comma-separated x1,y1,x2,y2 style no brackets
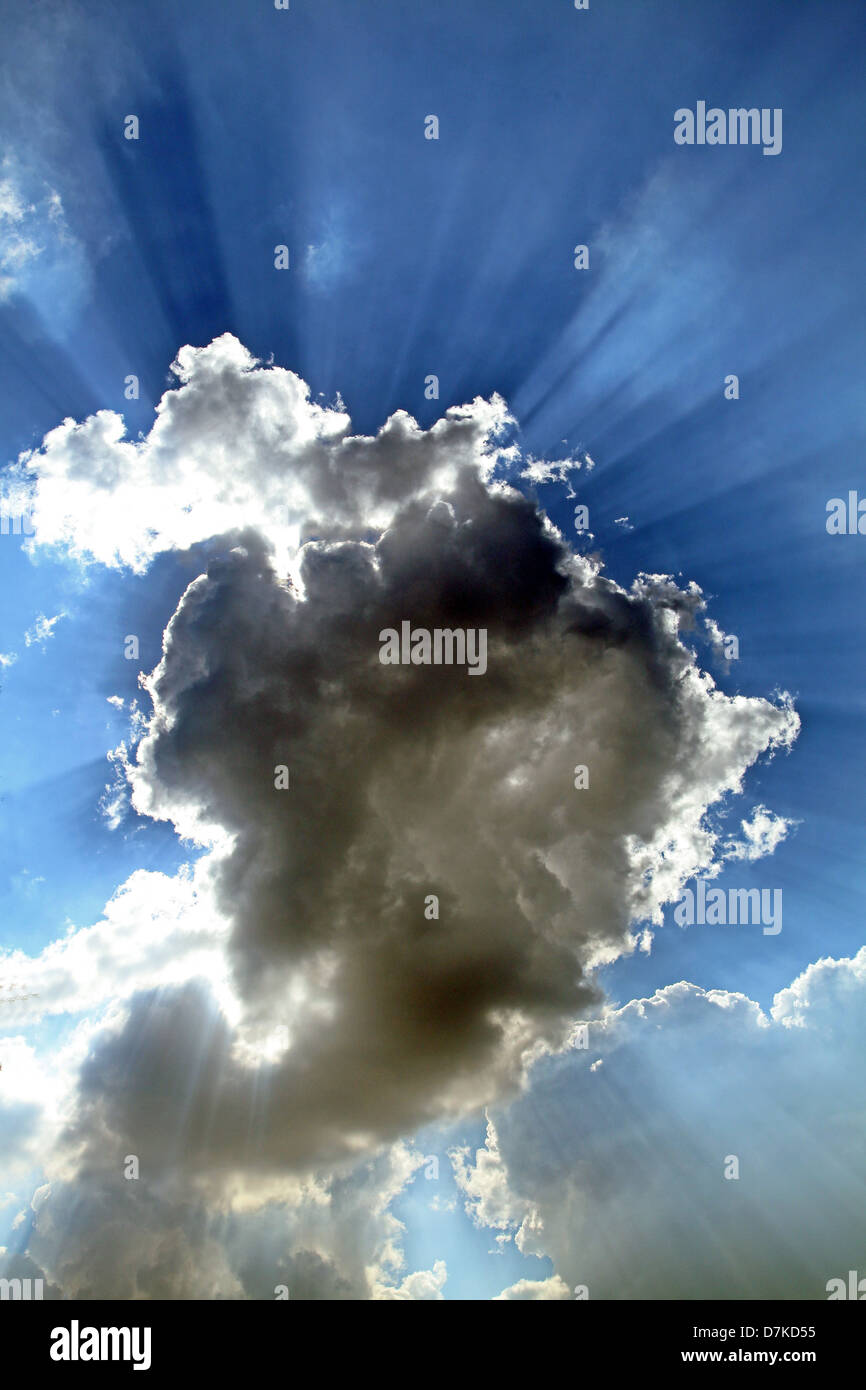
0,0,864,1301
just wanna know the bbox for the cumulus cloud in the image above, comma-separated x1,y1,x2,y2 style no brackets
0,864,229,1028
451,1119,529,1236
493,1274,572,1300
371,1260,448,1301
8,333,510,577
14,1100,438,1300
2,335,802,1295
454,947,866,1299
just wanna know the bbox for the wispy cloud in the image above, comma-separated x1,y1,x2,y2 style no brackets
0,157,87,325
24,612,66,647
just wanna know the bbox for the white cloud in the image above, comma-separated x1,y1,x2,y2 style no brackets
0,172,40,298
451,1118,533,1238
0,861,231,1028
10,333,513,579
24,612,66,646
724,804,794,862
98,742,132,831
0,161,83,315
371,1259,448,1300
428,1193,456,1213
494,1274,572,1300
0,178,31,222
519,453,586,488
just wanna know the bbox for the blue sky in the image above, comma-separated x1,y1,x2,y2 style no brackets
0,0,864,1300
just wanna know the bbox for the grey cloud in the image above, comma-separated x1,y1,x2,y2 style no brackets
9,339,799,1295
119,463,793,1174
100,367,794,1177
27,1164,242,1300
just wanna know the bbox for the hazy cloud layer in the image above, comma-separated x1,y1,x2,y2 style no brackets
464,949,866,1300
